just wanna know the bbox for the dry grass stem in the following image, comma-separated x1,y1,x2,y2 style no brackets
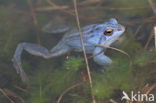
46,0,75,16
57,82,83,103
137,83,156,103
144,31,154,50
89,43,130,59
154,26,156,49
141,84,149,93
26,0,40,44
92,6,150,10
15,85,28,93
137,84,149,103
145,83,156,95
151,60,156,63
0,88,15,103
3,89,25,103
35,6,68,11
35,5,153,12
73,0,96,103
104,46,130,58
148,0,156,16
45,0,93,21
36,0,100,12
35,4,149,12
88,48,106,59
126,16,156,25
134,24,143,36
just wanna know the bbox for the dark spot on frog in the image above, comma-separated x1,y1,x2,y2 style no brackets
90,35,94,38
90,30,94,33
95,27,100,30
92,24,96,28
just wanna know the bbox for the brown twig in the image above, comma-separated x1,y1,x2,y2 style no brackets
144,0,156,50
0,88,15,103
148,0,156,16
15,85,28,93
145,82,156,95
154,26,156,49
136,84,149,103
137,83,156,103
36,0,100,12
88,43,131,59
35,6,68,11
57,82,84,103
150,59,156,63
142,84,149,93
144,30,154,50
45,0,94,21
125,16,156,26
91,6,150,10
26,0,40,44
35,5,153,12
88,48,106,59
134,24,143,36
73,0,96,103
46,0,75,16
3,89,25,103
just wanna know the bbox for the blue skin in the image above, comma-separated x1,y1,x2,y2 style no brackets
12,18,125,82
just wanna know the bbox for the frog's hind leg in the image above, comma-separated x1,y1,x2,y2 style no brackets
12,42,71,82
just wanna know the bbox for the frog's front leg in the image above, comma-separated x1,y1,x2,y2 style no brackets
12,42,70,82
93,47,112,65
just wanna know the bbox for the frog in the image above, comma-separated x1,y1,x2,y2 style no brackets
12,18,125,82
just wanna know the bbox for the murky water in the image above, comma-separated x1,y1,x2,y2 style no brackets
0,0,155,103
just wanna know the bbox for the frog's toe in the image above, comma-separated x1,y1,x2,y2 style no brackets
12,57,29,82
12,58,20,74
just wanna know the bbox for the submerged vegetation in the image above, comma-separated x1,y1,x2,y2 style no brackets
0,0,156,103
23,35,155,103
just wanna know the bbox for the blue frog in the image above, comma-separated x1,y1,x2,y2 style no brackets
12,18,125,81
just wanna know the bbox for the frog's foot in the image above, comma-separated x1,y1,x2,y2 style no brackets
12,42,71,82
12,58,28,82
93,47,112,65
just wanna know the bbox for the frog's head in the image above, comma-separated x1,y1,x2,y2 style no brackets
100,18,125,46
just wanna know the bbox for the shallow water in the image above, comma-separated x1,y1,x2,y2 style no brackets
0,0,156,103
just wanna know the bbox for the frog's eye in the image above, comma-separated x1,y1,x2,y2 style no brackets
104,29,113,36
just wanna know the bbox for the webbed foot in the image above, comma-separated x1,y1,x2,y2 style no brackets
12,58,29,82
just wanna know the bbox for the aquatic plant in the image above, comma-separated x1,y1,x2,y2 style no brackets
91,35,154,101
64,57,84,71
27,57,84,103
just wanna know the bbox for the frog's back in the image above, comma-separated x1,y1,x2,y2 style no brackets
62,24,97,41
